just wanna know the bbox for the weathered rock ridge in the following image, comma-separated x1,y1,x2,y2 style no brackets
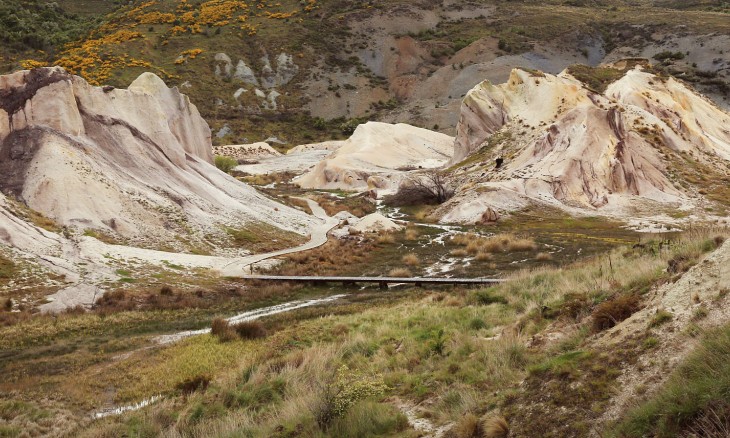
0,67,315,250
440,66,730,223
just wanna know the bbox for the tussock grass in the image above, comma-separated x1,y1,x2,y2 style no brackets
402,253,420,266
483,415,510,438
592,294,641,332
7,228,727,436
389,268,412,277
535,252,553,261
610,323,730,437
475,251,494,262
405,228,420,241
450,233,538,255
377,233,396,244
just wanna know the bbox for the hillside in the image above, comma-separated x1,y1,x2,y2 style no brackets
2,2,730,438
4,0,729,145
432,63,730,228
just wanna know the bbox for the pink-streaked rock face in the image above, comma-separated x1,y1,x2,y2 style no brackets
442,66,730,224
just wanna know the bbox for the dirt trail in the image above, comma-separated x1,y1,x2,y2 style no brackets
40,198,339,312
219,198,340,276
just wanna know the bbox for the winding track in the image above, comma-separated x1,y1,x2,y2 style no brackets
219,198,340,277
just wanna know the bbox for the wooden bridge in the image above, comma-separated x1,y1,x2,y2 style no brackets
239,275,505,290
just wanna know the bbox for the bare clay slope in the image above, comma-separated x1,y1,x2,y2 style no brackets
439,65,730,224
0,67,316,253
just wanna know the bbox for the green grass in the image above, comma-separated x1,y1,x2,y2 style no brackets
610,323,730,437
648,309,673,328
214,155,237,173
566,64,627,93
0,254,15,279
528,350,590,376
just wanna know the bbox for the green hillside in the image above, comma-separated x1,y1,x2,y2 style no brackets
4,0,730,144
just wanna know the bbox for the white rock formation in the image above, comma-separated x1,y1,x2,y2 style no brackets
440,65,730,223
295,122,454,191
0,67,316,249
350,213,404,233
213,142,281,161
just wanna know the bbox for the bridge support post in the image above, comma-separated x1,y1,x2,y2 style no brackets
379,281,388,290
415,282,422,288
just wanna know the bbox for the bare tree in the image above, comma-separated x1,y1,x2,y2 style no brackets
385,170,455,206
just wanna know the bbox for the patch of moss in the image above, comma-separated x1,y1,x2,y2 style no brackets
566,64,626,93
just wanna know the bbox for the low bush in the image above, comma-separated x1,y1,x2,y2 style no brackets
214,155,238,173
591,294,641,332
232,321,267,339
211,318,237,342
176,374,211,395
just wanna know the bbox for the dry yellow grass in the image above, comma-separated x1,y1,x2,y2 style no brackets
483,415,510,438
507,237,537,252
389,268,412,277
451,249,468,257
475,252,494,262
535,252,553,261
377,233,396,244
405,228,419,241
402,253,420,266
466,241,482,255
452,233,538,254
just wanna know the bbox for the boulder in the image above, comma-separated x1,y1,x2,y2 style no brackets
350,213,404,233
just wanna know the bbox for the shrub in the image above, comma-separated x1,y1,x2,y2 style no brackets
653,51,685,61
214,155,237,173
232,321,267,339
160,285,173,295
211,318,237,342
469,318,487,330
473,289,508,306
312,365,389,430
591,294,641,332
176,374,211,395
384,171,454,206
667,254,692,274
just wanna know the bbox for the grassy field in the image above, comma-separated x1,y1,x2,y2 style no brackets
1,224,725,436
